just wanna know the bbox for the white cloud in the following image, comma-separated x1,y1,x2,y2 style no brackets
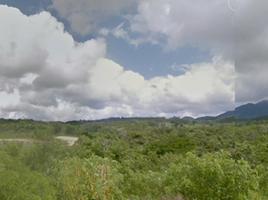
235,0,268,103
41,0,268,110
51,0,137,36
99,23,148,48
0,90,20,108
0,5,234,121
122,0,235,59
51,0,234,60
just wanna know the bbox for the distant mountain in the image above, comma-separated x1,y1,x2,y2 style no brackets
62,101,268,123
235,100,268,119
196,100,268,120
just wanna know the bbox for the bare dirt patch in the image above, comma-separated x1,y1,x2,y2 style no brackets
55,136,78,146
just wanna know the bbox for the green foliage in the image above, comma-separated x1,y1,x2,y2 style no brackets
0,151,55,199
54,156,123,200
145,134,194,155
53,123,62,135
0,117,267,199
2,141,24,157
168,151,265,199
65,124,76,135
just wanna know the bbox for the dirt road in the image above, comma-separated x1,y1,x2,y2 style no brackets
0,136,79,146
0,138,35,143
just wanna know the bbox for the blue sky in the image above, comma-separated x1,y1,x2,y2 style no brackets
3,0,212,79
3,0,266,121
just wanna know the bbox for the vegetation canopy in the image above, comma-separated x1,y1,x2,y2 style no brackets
0,116,267,199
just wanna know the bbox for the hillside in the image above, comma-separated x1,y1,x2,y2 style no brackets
195,100,268,120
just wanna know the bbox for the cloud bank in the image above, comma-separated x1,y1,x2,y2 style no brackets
0,5,234,121
49,0,268,106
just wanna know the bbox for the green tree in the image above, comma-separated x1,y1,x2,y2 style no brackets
0,151,55,199
54,156,123,200
167,151,263,200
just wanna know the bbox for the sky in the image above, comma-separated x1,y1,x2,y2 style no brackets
0,0,265,121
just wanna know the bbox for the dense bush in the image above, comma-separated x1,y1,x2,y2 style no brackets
0,117,267,199
167,151,266,199
0,150,55,199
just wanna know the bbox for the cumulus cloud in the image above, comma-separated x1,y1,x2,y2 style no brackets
0,5,234,121
119,0,234,59
235,0,268,103
51,0,137,36
51,0,234,59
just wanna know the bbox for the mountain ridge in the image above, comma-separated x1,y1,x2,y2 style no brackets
193,100,268,120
